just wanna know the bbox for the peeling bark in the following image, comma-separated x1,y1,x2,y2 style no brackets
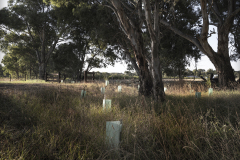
110,0,153,96
143,0,165,101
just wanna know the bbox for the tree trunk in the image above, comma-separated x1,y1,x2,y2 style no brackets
124,51,140,76
132,30,153,96
143,0,165,101
39,62,45,80
30,68,31,79
16,71,19,79
110,0,153,96
136,52,153,96
206,21,236,87
151,42,165,101
210,55,235,87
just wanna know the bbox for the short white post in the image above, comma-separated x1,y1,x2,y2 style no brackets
138,85,140,90
195,92,201,98
105,80,109,86
164,87,167,92
118,86,122,92
106,121,122,150
189,83,192,93
61,80,63,83
81,90,86,98
103,99,111,110
101,87,105,94
208,88,213,96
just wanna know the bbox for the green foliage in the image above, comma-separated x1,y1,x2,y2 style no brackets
0,0,72,79
0,8,25,30
1,52,21,78
206,78,211,88
160,3,201,76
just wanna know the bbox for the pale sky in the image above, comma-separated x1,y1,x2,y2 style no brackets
0,0,239,73
0,0,8,68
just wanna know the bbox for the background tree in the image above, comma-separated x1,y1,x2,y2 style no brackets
184,69,194,76
206,68,215,75
1,51,21,79
52,3,119,80
0,0,69,79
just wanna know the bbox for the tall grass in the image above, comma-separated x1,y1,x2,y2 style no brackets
0,81,240,159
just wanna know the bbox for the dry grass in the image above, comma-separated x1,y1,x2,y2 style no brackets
0,80,240,159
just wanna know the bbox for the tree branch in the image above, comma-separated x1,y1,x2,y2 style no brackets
200,0,209,40
137,0,144,28
120,1,134,12
103,3,128,36
143,0,156,41
26,22,40,62
227,7,240,20
209,23,218,27
45,37,59,63
208,0,223,25
159,19,207,55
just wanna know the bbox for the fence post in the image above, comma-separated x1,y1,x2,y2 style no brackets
58,72,61,83
30,68,31,79
10,75,11,82
45,72,47,82
93,72,95,81
84,71,87,83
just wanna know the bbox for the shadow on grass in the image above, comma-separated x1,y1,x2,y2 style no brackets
0,84,110,159
0,92,37,130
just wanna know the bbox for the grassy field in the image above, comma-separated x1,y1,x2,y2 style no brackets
0,80,240,160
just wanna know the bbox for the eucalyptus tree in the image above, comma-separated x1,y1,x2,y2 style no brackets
106,0,201,100
50,0,170,100
53,43,84,80
1,53,20,78
160,0,240,87
2,31,40,76
1,44,31,78
52,3,120,80
0,0,69,79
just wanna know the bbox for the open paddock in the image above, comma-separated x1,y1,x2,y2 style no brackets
1,81,240,159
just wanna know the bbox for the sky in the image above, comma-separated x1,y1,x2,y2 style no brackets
0,0,7,68
0,0,239,73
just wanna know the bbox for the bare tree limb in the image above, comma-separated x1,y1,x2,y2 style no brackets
207,0,223,25
143,0,155,41
120,1,134,12
103,3,128,36
159,19,207,55
227,7,240,20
